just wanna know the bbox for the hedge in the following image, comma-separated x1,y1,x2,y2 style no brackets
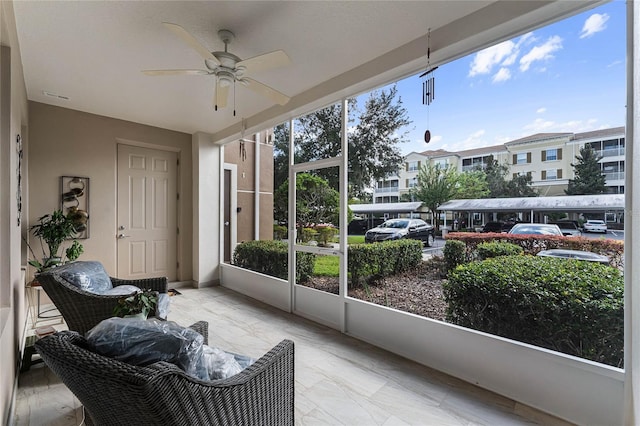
445,231,624,268
476,241,523,260
233,240,315,283
443,255,624,367
348,239,423,288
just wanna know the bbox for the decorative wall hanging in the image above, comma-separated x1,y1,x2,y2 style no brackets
419,28,438,143
16,134,23,226
60,176,90,239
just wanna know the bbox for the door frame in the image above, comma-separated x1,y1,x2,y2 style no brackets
222,163,237,264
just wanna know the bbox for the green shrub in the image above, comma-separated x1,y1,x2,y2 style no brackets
443,255,624,367
273,225,287,240
299,227,317,243
315,225,336,246
476,241,523,260
233,240,315,283
348,239,422,288
443,240,466,274
445,232,624,268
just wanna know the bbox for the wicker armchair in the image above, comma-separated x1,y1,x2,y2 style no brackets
36,261,168,335
35,322,295,426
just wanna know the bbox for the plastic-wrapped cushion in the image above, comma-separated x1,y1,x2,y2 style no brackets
56,261,112,294
102,285,140,296
86,317,256,380
156,293,170,319
86,318,207,379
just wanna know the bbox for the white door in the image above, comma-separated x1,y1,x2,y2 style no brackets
117,144,177,280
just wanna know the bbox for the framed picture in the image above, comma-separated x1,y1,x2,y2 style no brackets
60,176,90,239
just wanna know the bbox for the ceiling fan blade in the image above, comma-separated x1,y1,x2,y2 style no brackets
142,69,209,76
242,77,290,106
162,22,220,66
214,81,229,110
237,50,291,74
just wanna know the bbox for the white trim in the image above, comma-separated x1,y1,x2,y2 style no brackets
223,161,238,264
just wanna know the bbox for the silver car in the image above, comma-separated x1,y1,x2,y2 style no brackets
365,218,435,246
508,223,563,236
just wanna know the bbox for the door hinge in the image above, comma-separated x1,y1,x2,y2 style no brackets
177,261,180,269
177,227,179,235
177,158,180,166
177,193,180,200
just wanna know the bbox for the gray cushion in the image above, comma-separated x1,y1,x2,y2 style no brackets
56,261,113,294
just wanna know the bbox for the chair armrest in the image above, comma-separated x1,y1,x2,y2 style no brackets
110,276,168,293
188,321,209,346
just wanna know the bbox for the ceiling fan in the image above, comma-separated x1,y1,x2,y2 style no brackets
143,23,291,114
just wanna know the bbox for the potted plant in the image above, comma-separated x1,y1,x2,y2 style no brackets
28,209,83,272
113,289,158,319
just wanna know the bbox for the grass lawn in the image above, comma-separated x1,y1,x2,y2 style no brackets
313,255,340,276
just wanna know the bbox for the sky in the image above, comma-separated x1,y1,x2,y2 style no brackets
375,1,626,155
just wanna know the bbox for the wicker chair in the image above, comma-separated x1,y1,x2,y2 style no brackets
35,322,295,426
36,261,168,335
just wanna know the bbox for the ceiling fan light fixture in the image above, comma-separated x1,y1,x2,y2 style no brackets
218,72,234,87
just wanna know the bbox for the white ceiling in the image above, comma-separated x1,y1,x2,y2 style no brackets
12,1,603,144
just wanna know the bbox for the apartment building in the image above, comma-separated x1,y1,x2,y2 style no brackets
373,126,626,203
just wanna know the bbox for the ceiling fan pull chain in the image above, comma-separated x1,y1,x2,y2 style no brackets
233,80,236,117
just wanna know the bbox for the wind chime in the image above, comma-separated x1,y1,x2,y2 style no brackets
419,29,438,143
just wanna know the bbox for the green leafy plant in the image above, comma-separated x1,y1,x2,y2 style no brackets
443,255,624,367
113,289,158,318
28,209,83,272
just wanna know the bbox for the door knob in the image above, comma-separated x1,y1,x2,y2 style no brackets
117,234,130,239
224,221,230,226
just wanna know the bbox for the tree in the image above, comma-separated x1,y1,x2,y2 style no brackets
274,173,340,228
273,86,411,198
484,156,537,198
412,164,459,230
565,145,607,195
455,170,490,199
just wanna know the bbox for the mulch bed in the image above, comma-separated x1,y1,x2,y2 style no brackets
303,258,448,321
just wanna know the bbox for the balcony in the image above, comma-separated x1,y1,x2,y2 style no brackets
374,186,400,194
598,147,625,158
14,286,571,425
604,171,625,181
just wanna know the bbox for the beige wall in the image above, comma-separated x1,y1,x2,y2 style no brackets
1,0,30,422
224,137,274,243
27,102,193,280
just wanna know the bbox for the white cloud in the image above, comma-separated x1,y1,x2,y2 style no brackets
580,13,609,39
519,35,562,72
468,40,516,76
522,118,600,133
492,67,511,83
536,107,546,114
607,60,623,68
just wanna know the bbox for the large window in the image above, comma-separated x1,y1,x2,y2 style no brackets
542,148,561,161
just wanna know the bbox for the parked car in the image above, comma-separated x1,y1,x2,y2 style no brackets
508,223,563,236
548,221,582,237
365,218,435,246
481,221,515,233
537,249,609,265
583,219,608,233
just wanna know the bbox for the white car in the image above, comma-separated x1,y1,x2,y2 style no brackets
583,220,608,233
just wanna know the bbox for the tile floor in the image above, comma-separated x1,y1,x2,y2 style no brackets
14,286,573,425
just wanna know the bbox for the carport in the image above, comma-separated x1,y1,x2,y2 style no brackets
437,194,625,229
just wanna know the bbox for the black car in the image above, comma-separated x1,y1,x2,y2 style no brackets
364,218,435,246
481,221,515,233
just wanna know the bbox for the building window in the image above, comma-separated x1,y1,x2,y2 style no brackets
541,169,563,180
542,148,562,161
434,160,447,169
407,161,420,172
513,152,531,165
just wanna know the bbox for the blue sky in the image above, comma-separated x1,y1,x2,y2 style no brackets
383,1,626,155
